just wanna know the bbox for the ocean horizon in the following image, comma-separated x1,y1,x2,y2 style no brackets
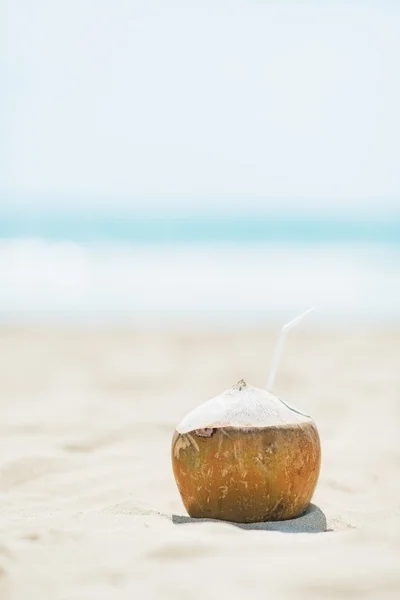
0,209,399,324
0,209,399,244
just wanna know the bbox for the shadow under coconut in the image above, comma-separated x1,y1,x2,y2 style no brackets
172,503,327,533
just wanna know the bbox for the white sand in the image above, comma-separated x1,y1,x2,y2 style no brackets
0,325,399,599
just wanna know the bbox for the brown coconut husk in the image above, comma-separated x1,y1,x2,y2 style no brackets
172,380,321,523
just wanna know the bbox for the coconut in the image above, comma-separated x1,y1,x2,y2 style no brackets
171,308,321,524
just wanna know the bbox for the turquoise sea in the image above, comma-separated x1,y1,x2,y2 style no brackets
0,209,399,324
0,211,399,244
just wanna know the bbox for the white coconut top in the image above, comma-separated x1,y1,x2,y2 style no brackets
176,380,312,434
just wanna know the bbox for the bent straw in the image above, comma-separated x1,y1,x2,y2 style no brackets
267,306,316,392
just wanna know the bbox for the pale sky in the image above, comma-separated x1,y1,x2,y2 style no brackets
2,1,400,213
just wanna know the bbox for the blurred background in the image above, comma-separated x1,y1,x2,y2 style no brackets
1,0,400,325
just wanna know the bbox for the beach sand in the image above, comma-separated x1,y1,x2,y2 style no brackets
0,324,399,599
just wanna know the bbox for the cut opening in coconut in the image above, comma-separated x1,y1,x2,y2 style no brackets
176,379,312,435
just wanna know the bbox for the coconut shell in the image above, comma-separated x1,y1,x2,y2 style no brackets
171,381,321,523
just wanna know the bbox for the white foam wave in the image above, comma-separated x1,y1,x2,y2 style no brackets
0,239,399,322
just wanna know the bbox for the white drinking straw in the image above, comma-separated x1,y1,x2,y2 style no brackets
267,306,316,392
